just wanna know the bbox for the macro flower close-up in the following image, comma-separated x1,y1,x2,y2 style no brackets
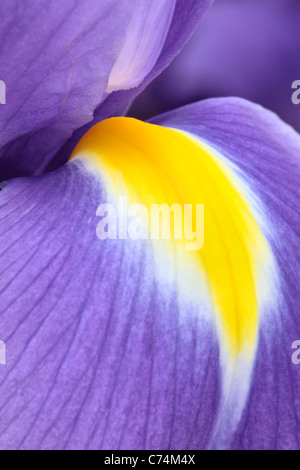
0,0,300,452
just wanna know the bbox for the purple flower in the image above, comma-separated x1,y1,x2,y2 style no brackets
0,0,300,451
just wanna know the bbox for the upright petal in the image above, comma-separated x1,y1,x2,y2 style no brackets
48,0,213,173
0,0,213,180
0,146,220,450
0,0,132,180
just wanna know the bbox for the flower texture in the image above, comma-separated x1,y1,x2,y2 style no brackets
0,0,299,451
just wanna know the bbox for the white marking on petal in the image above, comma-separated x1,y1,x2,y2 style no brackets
106,0,176,93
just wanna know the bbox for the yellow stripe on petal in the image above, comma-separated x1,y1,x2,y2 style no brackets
71,117,272,359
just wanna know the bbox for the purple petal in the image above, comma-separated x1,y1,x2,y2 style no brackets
106,0,176,93
47,0,213,174
0,0,132,180
0,0,212,180
0,160,219,450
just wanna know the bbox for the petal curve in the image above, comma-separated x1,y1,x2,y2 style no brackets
0,0,213,180
152,97,300,449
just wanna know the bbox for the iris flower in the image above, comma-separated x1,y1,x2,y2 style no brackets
0,0,299,451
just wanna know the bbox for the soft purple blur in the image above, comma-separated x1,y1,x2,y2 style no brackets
129,0,300,132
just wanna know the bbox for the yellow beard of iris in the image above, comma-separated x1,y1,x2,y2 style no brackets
71,117,271,359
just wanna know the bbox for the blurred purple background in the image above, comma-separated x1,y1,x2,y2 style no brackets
128,0,300,132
